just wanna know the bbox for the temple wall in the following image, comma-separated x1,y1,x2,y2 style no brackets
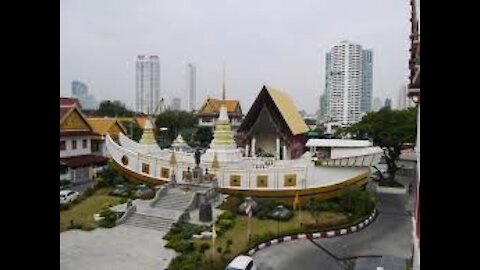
107,135,374,193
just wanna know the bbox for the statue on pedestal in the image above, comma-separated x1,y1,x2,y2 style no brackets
194,148,202,167
192,148,204,182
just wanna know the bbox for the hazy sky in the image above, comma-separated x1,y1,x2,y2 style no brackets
60,0,410,114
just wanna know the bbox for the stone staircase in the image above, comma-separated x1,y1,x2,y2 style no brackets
123,213,176,232
152,189,193,210
121,187,196,232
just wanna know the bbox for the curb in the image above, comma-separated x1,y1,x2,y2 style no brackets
247,209,378,256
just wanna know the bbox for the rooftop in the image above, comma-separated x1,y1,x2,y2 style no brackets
306,139,372,148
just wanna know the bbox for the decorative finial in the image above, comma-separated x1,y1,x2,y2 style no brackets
222,60,226,102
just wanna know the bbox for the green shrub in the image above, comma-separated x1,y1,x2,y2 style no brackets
166,239,195,253
218,219,233,230
199,243,210,253
255,199,291,220
164,223,209,241
318,201,343,212
339,187,375,217
98,208,118,228
60,180,71,187
218,210,236,220
168,251,202,270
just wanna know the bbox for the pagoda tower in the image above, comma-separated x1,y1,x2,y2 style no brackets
139,117,157,145
201,63,243,164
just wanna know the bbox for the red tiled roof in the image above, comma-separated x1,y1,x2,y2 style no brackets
60,97,82,108
60,107,71,120
60,155,108,169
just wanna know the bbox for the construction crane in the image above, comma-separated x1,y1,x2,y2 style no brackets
152,97,167,116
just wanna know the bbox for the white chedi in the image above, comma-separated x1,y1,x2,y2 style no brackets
201,104,243,164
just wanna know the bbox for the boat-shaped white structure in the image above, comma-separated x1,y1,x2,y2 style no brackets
106,86,383,200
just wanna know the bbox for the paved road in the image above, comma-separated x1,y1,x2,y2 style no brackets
60,226,176,270
252,175,415,270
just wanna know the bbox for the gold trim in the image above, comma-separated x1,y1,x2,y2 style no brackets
257,175,268,188
284,174,297,187
230,175,241,187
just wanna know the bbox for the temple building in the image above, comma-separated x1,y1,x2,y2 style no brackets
105,82,383,201
60,100,108,184
237,86,310,160
196,98,243,133
88,117,127,157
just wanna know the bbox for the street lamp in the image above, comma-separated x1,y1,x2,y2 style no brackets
159,127,168,148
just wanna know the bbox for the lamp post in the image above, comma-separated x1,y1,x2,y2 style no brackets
159,127,168,148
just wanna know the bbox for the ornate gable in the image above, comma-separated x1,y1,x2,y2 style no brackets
60,108,92,131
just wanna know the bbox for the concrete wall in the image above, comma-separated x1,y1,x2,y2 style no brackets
60,136,91,158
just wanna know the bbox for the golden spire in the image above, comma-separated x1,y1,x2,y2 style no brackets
222,60,226,103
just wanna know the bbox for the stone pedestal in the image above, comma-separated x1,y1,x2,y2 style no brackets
192,166,204,182
199,202,213,222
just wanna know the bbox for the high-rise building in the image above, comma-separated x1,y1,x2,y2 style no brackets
170,97,181,111
71,81,97,110
187,63,196,112
397,85,415,110
319,93,328,122
136,55,160,114
321,42,373,124
384,98,392,109
361,49,373,113
72,81,88,96
373,97,383,111
324,41,364,125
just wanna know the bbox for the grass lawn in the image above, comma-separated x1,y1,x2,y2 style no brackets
60,188,123,232
196,210,348,261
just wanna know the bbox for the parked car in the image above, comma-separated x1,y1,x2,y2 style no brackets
60,190,79,204
226,255,256,270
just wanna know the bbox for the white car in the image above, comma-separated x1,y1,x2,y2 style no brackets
60,190,79,204
226,255,256,270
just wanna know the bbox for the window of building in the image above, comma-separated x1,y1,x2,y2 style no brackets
82,139,87,148
142,163,150,174
91,141,100,152
72,140,77,150
60,141,66,151
121,155,129,165
161,167,170,179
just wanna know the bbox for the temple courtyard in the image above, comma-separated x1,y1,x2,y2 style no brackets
60,225,176,270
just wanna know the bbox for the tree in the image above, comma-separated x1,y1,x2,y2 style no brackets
97,100,135,117
194,127,213,147
155,110,198,144
119,121,143,142
337,107,417,181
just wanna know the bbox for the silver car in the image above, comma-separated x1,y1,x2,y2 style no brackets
60,190,79,204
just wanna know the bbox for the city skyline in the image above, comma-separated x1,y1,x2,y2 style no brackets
60,0,410,113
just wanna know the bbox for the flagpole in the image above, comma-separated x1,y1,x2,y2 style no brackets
248,215,251,243
211,224,216,260
299,202,302,229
